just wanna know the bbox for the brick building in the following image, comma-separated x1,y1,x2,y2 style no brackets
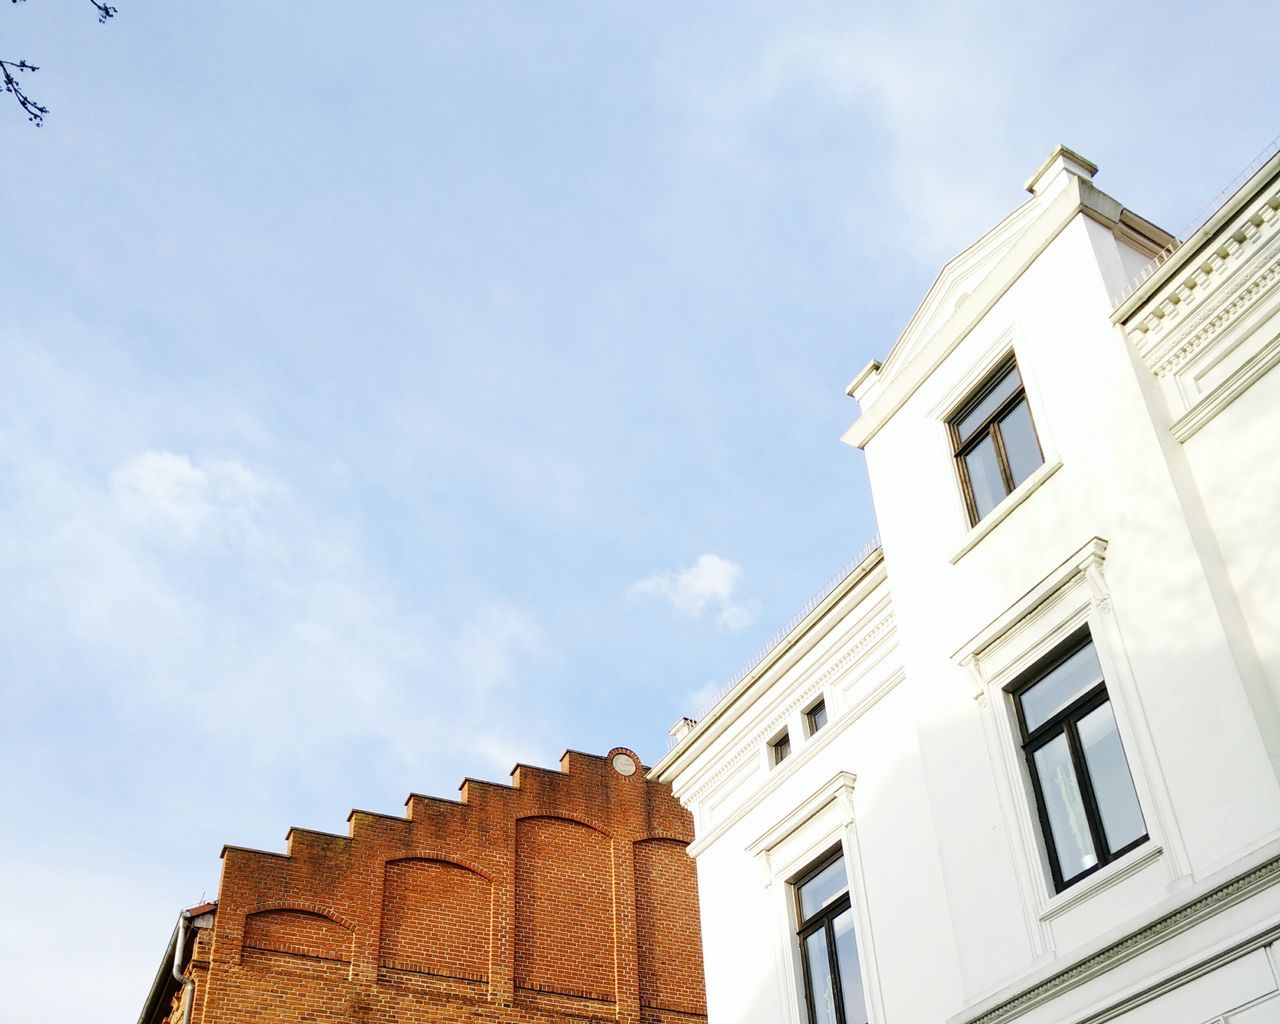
139,747,706,1024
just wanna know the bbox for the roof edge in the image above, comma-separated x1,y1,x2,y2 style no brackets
651,545,886,787
1113,146,1280,323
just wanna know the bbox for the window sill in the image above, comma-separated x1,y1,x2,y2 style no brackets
950,458,1063,564
1038,842,1162,922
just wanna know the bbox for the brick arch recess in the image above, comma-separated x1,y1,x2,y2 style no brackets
634,838,707,1015
514,816,615,1001
379,857,492,981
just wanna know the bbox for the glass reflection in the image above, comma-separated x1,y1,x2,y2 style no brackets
804,928,838,1024
963,435,1004,519
798,858,849,920
1021,644,1103,732
832,908,868,1024
1078,702,1146,854
1033,733,1097,881
956,366,1022,441
999,400,1042,486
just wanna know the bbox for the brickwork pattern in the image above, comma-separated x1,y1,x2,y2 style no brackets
634,839,707,1016
514,816,615,1000
380,858,491,981
243,908,353,964
164,747,706,1024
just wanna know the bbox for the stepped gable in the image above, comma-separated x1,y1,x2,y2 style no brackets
175,746,705,1024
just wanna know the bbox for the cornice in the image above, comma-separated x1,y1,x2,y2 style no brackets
1149,242,1280,378
952,537,1108,669
1113,147,1280,323
747,771,857,857
652,551,887,788
956,851,1280,1024
681,604,896,809
686,666,903,859
1122,187,1280,375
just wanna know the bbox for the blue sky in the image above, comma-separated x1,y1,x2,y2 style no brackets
1,1,1277,1017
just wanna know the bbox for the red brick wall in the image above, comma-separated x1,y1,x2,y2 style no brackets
243,908,353,963
176,747,705,1024
380,857,490,981
514,816,614,1000
634,839,707,1016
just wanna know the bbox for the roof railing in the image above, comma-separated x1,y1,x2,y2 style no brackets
668,534,882,748
1114,132,1280,308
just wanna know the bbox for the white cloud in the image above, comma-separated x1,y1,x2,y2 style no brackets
111,450,270,546
0,372,557,782
669,4,1056,268
628,553,758,630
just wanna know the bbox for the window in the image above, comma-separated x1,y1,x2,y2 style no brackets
794,850,868,1024
1013,633,1147,892
771,731,791,766
806,699,828,737
949,356,1043,524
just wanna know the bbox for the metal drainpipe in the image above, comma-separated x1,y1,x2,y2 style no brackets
171,910,195,1024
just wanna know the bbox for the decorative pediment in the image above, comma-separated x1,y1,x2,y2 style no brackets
847,148,1113,423
877,197,1042,383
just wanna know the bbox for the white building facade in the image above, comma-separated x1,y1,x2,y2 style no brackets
653,145,1280,1024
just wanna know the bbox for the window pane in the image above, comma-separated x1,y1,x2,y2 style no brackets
804,928,839,1024
798,856,848,921
832,907,869,1024
963,434,1006,520
773,733,791,765
1032,733,1098,882
1078,702,1147,854
1020,643,1104,733
998,399,1043,487
955,364,1022,442
808,701,828,734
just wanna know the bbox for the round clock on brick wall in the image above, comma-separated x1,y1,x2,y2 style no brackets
611,752,637,776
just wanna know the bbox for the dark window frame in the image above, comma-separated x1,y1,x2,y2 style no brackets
771,730,791,767
794,848,855,1024
948,355,1044,526
806,699,828,737
1011,630,1149,893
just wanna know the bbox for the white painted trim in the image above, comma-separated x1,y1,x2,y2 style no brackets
750,772,888,1024
952,537,1108,664
953,536,1191,943
950,459,1064,564
688,668,904,859
1038,844,1164,923
663,571,892,806
929,330,1019,420
748,772,858,858
951,835,1280,1024
679,596,896,824
1170,329,1280,441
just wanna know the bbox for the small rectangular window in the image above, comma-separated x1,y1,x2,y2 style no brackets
794,851,868,1024
806,700,828,737
771,731,791,766
1014,632,1147,892
949,357,1044,525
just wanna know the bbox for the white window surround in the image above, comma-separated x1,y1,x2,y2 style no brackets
747,772,886,1024
680,594,898,853
688,666,904,859
928,331,1062,562
950,458,1063,564
952,536,1191,958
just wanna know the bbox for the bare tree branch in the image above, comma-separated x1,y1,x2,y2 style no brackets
4,0,119,125
1,58,47,125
